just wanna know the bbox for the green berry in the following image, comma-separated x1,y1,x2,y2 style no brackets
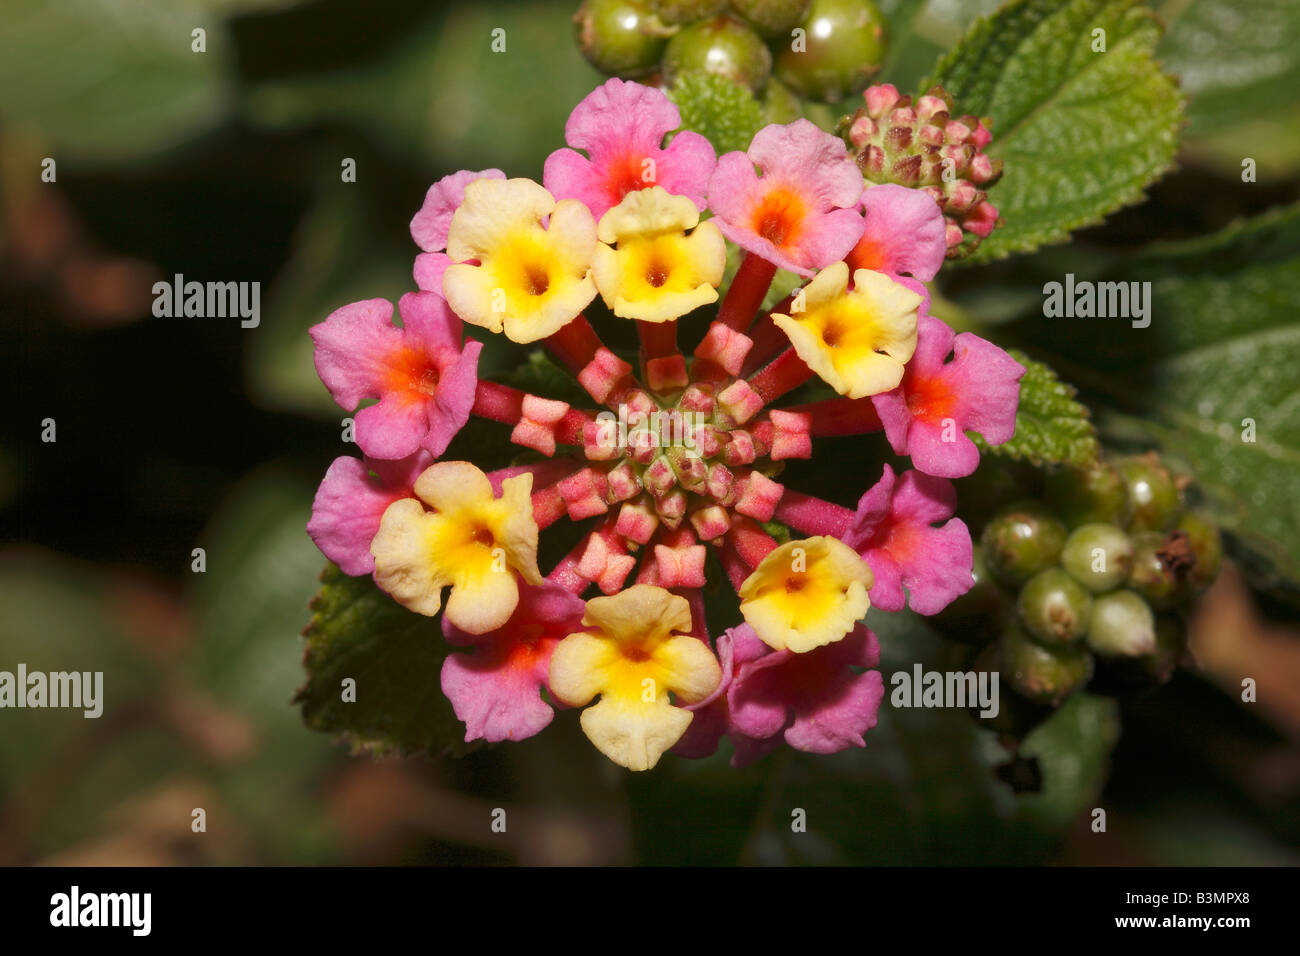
1086,589,1156,658
661,16,773,92
1017,568,1091,646
575,0,671,77
1060,522,1135,593
1116,454,1180,533
1176,510,1222,592
731,0,810,36
980,502,1067,588
1000,623,1094,706
774,0,887,103
1046,462,1130,528
656,0,729,25
1128,531,1179,610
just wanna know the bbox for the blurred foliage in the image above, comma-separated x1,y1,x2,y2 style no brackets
1008,203,1300,601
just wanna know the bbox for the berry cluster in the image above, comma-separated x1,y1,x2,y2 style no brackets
575,0,888,104
940,454,1223,732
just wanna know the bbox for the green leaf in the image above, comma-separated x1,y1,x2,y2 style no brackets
1012,202,1300,594
668,71,764,156
978,350,1100,467
296,564,465,756
926,0,1183,263
1158,0,1300,138
0,0,231,163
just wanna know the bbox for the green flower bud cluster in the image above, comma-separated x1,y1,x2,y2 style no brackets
574,0,887,104
940,453,1223,735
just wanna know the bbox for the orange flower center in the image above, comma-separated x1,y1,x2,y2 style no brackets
607,152,652,205
751,186,807,248
386,345,441,397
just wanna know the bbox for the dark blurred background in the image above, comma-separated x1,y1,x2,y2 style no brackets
1,0,1298,865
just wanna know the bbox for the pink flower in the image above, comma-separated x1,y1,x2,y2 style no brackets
707,120,865,276
871,314,1025,478
845,184,947,282
410,168,505,296
441,581,587,744
307,450,432,576
841,464,973,615
310,292,482,460
543,78,716,222
726,623,884,761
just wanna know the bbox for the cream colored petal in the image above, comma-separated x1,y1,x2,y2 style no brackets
582,584,692,643
370,498,446,617
652,635,722,704
446,178,555,263
596,187,699,244
443,263,506,335
444,563,520,634
739,591,796,651
496,473,542,584
689,220,727,287
579,696,693,771
612,285,719,323
413,461,494,512
800,261,850,311
548,631,621,706
547,198,599,270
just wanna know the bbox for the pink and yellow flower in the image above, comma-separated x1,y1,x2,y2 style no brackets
441,581,587,743
738,536,873,653
771,261,920,399
591,186,726,322
842,464,973,614
370,461,543,633
410,167,506,296
307,450,432,576
543,78,716,221
548,584,721,770
726,623,884,760
707,120,865,276
310,293,482,460
443,178,597,343
845,183,948,281
872,314,1025,478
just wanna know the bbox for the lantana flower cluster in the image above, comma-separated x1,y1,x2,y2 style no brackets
307,79,1026,771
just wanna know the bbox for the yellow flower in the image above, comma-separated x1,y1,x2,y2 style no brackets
738,536,873,653
370,461,543,633
444,178,597,343
591,186,726,323
771,262,920,399
548,584,721,770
